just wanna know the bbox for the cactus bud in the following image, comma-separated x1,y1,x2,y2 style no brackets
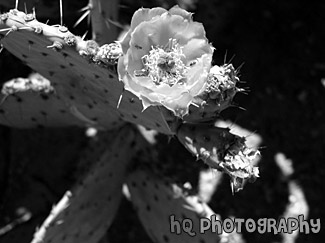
183,64,240,123
177,123,259,192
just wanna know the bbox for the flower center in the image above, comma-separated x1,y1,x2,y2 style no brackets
136,39,187,86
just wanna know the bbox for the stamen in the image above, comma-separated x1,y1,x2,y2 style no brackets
135,38,188,86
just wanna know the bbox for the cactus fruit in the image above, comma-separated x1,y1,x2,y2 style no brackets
177,123,259,192
31,125,137,243
184,64,240,123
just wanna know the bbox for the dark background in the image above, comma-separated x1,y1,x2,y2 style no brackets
0,0,324,242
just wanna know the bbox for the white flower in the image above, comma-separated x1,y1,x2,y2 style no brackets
118,6,214,117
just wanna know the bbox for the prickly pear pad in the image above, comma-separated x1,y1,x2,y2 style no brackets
0,10,173,134
31,126,137,243
0,90,87,128
177,123,259,192
0,74,96,128
127,168,221,243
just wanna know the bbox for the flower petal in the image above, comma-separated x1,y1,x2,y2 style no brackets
173,22,206,46
161,91,193,117
185,54,212,95
126,52,142,73
131,13,181,47
120,7,167,53
132,13,205,47
130,7,167,32
169,5,193,21
182,38,214,63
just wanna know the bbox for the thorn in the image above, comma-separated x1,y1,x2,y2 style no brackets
117,89,124,109
24,2,27,14
59,0,63,26
231,104,246,111
4,30,12,37
0,95,8,107
224,49,228,64
81,30,88,40
237,85,250,91
87,11,91,26
32,7,36,18
236,62,245,74
73,9,90,28
3,26,21,37
191,102,199,108
236,88,249,96
105,18,124,29
15,0,19,9
104,19,110,29
231,181,235,195
69,105,97,125
257,145,267,151
0,44,3,54
227,54,236,64
118,4,128,9
79,5,91,13
237,78,247,84
0,28,12,33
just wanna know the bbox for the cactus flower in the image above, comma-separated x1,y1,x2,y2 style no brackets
118,6,214,117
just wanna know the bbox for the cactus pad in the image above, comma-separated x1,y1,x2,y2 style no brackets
31,126,137,243
0,10,173,134
126,168,222,243
0,74,100,128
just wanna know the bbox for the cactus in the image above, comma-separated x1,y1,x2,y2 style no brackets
0,3,260,243
31,125,137,243
125,147,245,243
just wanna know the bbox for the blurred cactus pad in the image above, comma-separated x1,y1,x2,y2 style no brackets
7,0,324,243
